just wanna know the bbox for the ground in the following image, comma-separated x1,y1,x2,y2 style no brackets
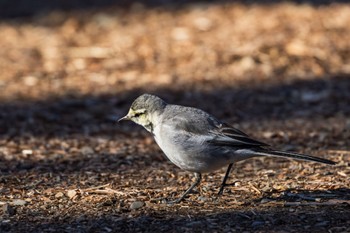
0,1,350,232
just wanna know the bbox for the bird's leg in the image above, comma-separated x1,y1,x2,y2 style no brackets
166,172,202,204
218,163,237,196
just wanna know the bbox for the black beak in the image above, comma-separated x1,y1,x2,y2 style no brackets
118,115,130,123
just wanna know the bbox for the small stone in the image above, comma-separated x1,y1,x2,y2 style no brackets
171,27,190,41
22,149,33,155
197,196,209,202
285,40,308,56
260,198,272,204
103,227,113,232
23,76,38,86
315,221,329,227
251,221,265,228
42,197,51,202
239,56,255,71
76,215,87,222
262,131,275,139
186,221,202,227
2,204,16,216
130,201,144,210
12,199,26,206
300,90,329,103
67,190,77,199
55,192,64,198
193,17,213,31
81,146,94,155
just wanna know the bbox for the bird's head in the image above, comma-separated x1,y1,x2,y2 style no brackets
118,94,167,132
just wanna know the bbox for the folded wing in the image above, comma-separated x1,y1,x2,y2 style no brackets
207,123,270,148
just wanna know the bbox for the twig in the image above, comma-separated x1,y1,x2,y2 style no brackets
248,182,262,195
83,184,111,191
86,188,126,196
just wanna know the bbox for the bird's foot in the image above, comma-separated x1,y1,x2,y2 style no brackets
217,180,239,196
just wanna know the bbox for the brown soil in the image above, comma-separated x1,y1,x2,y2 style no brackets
0,1,349,232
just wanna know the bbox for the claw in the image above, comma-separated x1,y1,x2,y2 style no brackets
217,180,239,196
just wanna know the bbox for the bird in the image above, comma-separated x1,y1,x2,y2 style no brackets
118,94,336,204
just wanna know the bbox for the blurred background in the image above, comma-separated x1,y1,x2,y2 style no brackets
1,0,349,136
0,0,349,232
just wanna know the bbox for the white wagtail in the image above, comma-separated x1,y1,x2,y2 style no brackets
119,94,336,203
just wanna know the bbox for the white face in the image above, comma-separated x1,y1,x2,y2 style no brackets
124,108,154,132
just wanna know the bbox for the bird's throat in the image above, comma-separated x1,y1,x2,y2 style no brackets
144,122,154,134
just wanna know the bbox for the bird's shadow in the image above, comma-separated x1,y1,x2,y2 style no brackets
256,188,350,203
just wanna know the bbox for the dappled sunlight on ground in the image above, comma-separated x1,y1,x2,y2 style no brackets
0,1,350,232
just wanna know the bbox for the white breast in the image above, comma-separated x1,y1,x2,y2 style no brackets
153,123,191,170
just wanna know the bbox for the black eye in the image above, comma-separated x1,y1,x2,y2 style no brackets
134,112,143,117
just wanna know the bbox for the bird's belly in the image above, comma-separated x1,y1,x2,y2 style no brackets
154,134,231,173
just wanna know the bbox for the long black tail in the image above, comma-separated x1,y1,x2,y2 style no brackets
253,149,336,165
